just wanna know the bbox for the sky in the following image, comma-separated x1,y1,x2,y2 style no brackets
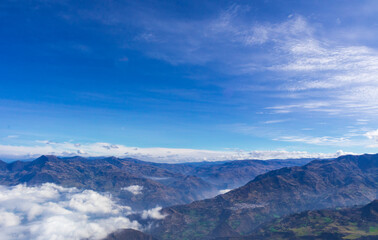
1,0,378,161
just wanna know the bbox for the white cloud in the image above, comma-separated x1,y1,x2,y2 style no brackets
82,4,378,118
0,183,140,240
6,135,19,139
274,42,378,75
0,211,21,227
219,189,232,194
263,21,378,116
274,135,352,146
68,190,129,214
121,185,143,195
364,129,378,148
208,7,313,47
265,102,331,114
365,129,378,140
357,119,369,125
141,207,166,220
0,141,356,162
262,119,289,124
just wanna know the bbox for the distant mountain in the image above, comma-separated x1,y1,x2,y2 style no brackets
104,229,158,240
0,159,6,170
151,154,378,240
0,155,309,209
226,200,377,240
145,158,314,189
182,158,315,189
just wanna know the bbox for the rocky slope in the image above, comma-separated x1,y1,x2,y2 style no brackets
151,154,378,240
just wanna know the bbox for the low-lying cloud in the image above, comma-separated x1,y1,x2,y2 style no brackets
0,183,141,240
141,207,166,220
121,185,143,195
219,189,232,194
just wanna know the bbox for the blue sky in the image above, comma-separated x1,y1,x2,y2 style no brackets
1,0,378,161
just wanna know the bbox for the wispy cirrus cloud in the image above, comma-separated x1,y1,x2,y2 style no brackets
263,26,378,116
262,119,290,124
225,122,377,149
134,8,312,68
274,128,378,148
125,4,378,117
274,135,352,146
265,102,331,114
5,135,19,139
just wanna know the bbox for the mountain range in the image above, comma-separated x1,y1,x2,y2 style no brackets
150,154,378,239
0,155,311,210
1,154,376,239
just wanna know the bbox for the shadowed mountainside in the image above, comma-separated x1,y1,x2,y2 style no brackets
104,229,158,240
150,154,378,240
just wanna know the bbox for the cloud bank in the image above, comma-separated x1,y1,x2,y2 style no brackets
0,183,140,240
0,141,355,163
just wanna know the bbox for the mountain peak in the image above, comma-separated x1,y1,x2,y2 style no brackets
34,155,59,163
